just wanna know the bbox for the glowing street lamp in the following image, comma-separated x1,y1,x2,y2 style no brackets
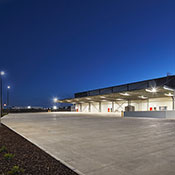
53,98,58,103
0,71,5,126
7,86,10,111
53,106,57,110
0,71,5,76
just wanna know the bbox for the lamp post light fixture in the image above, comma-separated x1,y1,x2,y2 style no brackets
53,105,57,110
0,71,5,126
0,71,5,76
7,86,10,112
53,98,58,103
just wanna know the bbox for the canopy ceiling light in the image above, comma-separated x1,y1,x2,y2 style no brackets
100,96,106,98
163,85,175,92
164,93,174,97
138,95,148,99
145,87,157,93
86,97,91,100
120,92,130,96
116,98,123,101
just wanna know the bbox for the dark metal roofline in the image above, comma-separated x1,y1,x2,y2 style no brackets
74,75,175,98
76,75,175,94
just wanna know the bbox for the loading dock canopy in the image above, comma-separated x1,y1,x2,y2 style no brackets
57,76,175,104
58,86,174,104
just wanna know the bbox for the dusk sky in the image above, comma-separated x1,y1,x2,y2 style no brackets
0,0,175,107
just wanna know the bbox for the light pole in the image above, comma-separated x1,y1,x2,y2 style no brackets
53,98,58,111
0,71,5,126
53,98,58,103
7,86,10,112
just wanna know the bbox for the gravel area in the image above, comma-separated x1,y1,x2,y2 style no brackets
0,124,78,175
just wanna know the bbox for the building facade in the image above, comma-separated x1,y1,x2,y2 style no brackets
58,76,175,113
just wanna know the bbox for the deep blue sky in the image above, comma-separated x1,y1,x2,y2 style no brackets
0,0,175,107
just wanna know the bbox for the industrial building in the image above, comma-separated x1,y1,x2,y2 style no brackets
57,76,175,116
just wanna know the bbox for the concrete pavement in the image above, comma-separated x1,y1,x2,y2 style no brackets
2,112,175,175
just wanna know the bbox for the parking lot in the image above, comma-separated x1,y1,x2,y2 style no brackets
2,112,175,175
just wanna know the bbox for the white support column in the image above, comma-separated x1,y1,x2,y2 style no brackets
80,103,82,112
73,103,76,111
147,99,149,111
88,102,91,112
128,100,131,106
99,102,101,112
112,101,115,112
172,92,175,110
172,97,174,110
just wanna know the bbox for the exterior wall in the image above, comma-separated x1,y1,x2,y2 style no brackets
148,97,172,111
75,97,173,113
75,103,88,112
101,102,112,112
125,111,166,118
82,103,88,112
125,111,175,118
114,101,128,112
134,97,172,111
91,102,99,112
166,111,175,118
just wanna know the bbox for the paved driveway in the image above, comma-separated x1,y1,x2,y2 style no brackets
2,112,175,175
